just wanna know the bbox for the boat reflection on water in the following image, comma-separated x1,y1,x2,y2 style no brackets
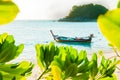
58,41,92,48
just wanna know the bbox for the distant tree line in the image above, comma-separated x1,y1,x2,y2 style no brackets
59,3,108,22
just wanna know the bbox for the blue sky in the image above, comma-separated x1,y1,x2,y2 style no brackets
14,0,118,20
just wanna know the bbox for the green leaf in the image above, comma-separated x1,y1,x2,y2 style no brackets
0,33,8,44
77,50,87,64
15,44,24,58
49,42,56,62
36,42,60,71
89,53,98,79
0,72,3,80
72,73,89,80
0,1,19,25
99,76,116,80
65,63,77,78
64,54,71,69
45,42,59,68
98,56,117,79
36,44,45,71
0,33,24,63
51,65,62,80
43,45,50,68
52,55,64,70
77,58,89,73
117,0,120,8
69,47,78,63
0,61,33,80
97,9,120,50
97,50,104,58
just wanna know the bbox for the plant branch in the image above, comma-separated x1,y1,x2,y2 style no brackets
37,68,49,80
116,66,120,70
108,56,118,59
113,47,120,57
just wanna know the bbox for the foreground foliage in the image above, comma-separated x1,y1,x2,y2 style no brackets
0,0,19,25
36,42,118,80
0,33,33,80
117,0,120,8
97,1,120,80
36,42,59,79
98,9,120,51
97,0,120,57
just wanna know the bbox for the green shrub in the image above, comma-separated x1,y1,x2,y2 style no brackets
36,42,117,80
0,33,33,80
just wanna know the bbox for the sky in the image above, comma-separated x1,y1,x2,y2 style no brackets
14,0,118,20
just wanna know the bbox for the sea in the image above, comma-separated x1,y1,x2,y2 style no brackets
0,20,114,62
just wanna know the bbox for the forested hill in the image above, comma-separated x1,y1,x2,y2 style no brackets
59,3,108,22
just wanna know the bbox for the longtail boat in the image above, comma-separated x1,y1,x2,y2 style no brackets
50,30,93,42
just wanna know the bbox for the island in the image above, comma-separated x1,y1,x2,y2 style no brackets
58,3,108,22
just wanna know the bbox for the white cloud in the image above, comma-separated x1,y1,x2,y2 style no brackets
14,0,118,20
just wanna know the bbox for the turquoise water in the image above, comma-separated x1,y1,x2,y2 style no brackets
0,20,113,61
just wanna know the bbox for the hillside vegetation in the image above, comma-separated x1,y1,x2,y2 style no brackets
59,3,108,22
